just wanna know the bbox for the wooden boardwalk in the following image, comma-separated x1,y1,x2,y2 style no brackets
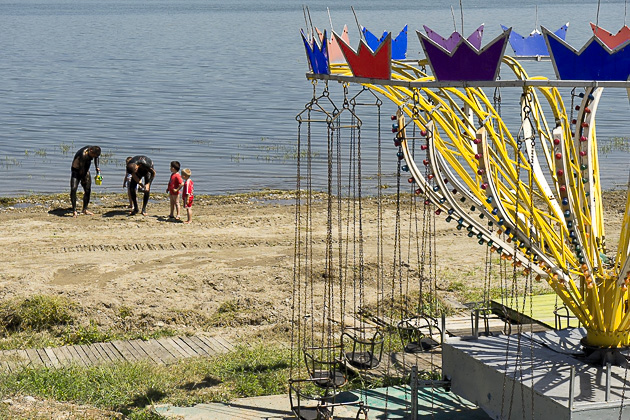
0,334,234,372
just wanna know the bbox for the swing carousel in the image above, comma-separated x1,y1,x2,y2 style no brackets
293,8,630,420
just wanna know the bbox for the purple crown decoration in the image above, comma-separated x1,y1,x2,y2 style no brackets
423,24,484,52
301,29,329,75
417,28,511,81
542,26,630,81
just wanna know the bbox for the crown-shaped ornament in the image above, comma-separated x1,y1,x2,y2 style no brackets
301,29,329,75
590,23,630,50
362,25,407,59
543,26,630,80
417,28,510,81
501,23,568,57
423,24,484,52
335,31,391,79
316,25,350,64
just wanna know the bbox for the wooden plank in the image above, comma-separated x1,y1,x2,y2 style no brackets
98,342,124,363
74,345,94,366
179,336,205,357
136,340,168,364
197,335,225,355
87,343,108,364
188,336,215,356
111,340,138,362
57,345,77,366
15,349,30,369
213,336,235,352
50,347,69,366
127,340,157,363
154,337,183,361
24,348,44,367
173,336,199,358
43,347,61,368
145,339,177,364
161,337,192,359
77,344,100,365
121,340,149,362
192,335,219,356
66,345,89,367
168,337,196,358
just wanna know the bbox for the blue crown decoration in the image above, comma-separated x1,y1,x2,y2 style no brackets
501,23,568,57
542,26,630,80
362,25,407,59
301,29,330,74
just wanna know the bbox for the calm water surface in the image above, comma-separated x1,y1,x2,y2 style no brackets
0,0,629,196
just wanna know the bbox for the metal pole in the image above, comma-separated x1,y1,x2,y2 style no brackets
605,363,611,401
441,313,446,344
474,309,480,339
410,365,418,420
569,366,575,411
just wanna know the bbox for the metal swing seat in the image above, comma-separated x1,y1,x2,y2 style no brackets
553,304,577,330
289,377,369,420
397,314,442,353
341,326,384,369
303,345,348,389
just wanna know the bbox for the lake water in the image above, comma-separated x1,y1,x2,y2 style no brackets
0,0,629,196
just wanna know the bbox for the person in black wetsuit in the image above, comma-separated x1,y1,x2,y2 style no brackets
127,155,156,216
70,145,101,217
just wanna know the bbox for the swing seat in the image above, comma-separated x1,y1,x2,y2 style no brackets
397,315,442,354
303,345,348,390
311,368,347,388
345,350,380,369
404,336,440,353
289,378,335,420
342,327,384,370
289,378,368,420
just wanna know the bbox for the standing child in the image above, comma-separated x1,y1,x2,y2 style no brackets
181,168,194,224
166,161,183,219
123,156,134,209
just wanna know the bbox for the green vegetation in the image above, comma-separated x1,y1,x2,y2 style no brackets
0,295,75,333
0,344,293,417
0,295,177,350
446,278,551,308
59,142,73,155
599,136,630,155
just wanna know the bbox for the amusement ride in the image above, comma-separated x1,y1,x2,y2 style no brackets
292,4,630,420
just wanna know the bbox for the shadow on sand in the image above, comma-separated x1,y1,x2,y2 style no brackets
48,207,73,217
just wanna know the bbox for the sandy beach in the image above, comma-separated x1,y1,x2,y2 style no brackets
1,190,627,343
0,189,627,418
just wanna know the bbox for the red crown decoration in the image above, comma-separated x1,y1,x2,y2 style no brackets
590,23,630,50
334,31,392,80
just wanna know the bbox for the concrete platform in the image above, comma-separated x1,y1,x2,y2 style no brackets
442,329,630,420
154,386,490,419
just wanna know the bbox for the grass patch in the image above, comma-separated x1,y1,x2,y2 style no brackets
0,295,76,333
0,295,178,349
0,344,293,416
446,279,551,308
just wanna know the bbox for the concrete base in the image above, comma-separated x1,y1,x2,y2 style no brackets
442,328,630,420
154,385,490,419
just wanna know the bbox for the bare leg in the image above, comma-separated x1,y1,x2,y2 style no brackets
70,175,80,217
141,185,150,216
129,179,139,215
175,196,181,219
81,172,93,215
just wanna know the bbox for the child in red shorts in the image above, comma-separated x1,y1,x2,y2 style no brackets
166,161,183,219
181,168,194,224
